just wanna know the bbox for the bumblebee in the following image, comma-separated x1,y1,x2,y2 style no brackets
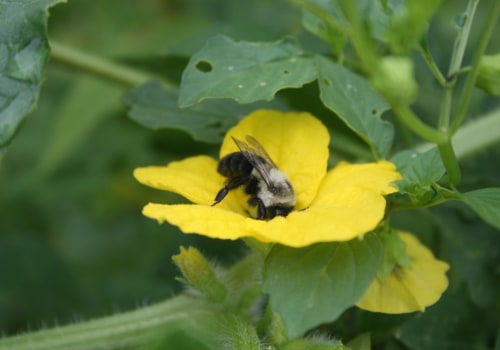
212,136,296,220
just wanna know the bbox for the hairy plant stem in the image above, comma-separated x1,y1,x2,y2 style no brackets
0,296,216,350
49,41,173,88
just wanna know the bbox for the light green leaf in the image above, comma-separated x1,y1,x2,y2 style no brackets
124,80,287,143
263,233,382,338
299,0,349,53
300,0,390,50
391,147,445,199
178,35,317,107
461,188,500,230
0,0,65,152
316,56,393,158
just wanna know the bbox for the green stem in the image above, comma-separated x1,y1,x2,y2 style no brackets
392,105,448,144
418,41,447,86
438,88,453,130
438,141,461,185
50,41,171,88
415,107,500,160
0,296,215,350
447,0,480,79
433,0,481,184
451,0,500,132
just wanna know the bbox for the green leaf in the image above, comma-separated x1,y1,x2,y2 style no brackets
124,81,237,143
316,56,393,158
178,35,317,107
263,233,382,338
0,0,65,152
299,0,390,50
386,0,445,53
461,188,500,230
397,290,490,350
476,53,500,95
124,80,287,143
299,0,349,53
437,206,500,308
391,147,445,199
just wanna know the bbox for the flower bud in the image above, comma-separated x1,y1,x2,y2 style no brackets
373,56,419,105
172,246,227,303
476,54,500,96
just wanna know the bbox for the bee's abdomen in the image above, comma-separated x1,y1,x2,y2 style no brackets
217,152,253,177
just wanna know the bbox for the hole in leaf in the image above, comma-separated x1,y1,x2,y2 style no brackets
372,108,378,115
195,60,213,73
283,69,290,74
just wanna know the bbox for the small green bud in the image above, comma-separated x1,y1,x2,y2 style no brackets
377,228,412,282
476,54,500,96
172,246,227,303
372,56,419,105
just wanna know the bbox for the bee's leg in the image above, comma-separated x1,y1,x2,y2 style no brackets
212,176,249,206
248,197,267,219
212,187,229,205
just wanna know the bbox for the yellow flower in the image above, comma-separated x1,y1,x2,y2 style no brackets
134,110,401,248
356,231,450,313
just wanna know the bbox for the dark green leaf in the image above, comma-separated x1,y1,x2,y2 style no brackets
397,290,492,350
124,80,287,143
178,35,317,107
436,205,500,308
391,147,445,199
0,0,64,152
263,233,382,338
316,56,393,158
461,188,500,230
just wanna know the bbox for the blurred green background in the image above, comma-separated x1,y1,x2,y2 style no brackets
0,0,499,347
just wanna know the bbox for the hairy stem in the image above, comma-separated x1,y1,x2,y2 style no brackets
0,296,215,350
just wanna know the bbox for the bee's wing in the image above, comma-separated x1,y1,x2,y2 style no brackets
231,136,278,191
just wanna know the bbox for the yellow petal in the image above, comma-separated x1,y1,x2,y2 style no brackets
143,203,251,241
219,110,330,209
142,187,388,247
356,232,449,313
313,161,401,207
249,188,390,247
133,155,243,213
